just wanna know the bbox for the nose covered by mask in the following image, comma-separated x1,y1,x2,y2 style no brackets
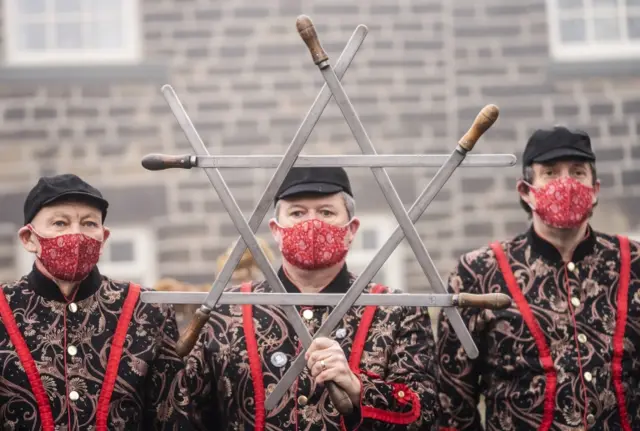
274,219,354,270
526,177,596,229
27,225,103,282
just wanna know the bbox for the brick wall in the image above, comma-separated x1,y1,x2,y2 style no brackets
0,0,639,290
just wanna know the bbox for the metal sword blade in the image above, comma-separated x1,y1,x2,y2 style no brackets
265,63,481,409
140,291,461,307
190,154,516,168
185,26,367,315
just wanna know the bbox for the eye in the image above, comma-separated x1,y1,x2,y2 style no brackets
289,210,304,217
319,210,334,217
52,220,67,227
83,221,99,227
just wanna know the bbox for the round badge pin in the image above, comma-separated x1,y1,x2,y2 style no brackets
271,352,288,368
335,328,347,339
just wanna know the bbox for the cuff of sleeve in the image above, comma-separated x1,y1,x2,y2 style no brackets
358,370,421,425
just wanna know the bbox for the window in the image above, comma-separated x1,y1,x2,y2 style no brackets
3,0,140,66
16,226,158,287
346,215,406,291
547,0,640,61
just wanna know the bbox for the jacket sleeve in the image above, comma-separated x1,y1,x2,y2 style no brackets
143,303,194,430
435,256,485,431
184,321,224,431
345,305,440,431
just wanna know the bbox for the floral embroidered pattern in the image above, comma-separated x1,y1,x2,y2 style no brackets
278,219,350,270
530,177,594,229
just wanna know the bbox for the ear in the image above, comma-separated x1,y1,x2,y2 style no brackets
18,226,38,254
346,217,360,243
592,179,601,204
516,179,533,207
99,227,111,255
268,219,281,244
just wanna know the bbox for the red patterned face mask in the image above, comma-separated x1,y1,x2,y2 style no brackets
527,177,595,229
276,219,352,270
28,226,103,282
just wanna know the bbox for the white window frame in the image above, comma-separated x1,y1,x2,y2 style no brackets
546,0,640,62
346,214,406,291
16,226,158,287
3,0,141,66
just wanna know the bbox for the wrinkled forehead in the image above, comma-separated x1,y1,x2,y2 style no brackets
36,199,103,220
532,157,592,170
279,192,345,209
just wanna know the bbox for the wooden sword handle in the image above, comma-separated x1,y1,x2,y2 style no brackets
296,15,329,65
458,104,500,152
454,293,512,310
141,153,194,171
327,383,354,415
175,307,211,357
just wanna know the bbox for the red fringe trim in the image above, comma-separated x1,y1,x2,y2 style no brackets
241,282,265,431
491,242,556,431
342,284,421,427
0,286,55,431
612,235,632,431
95,283,140,430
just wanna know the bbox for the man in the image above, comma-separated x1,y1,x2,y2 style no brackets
187,167,439,430
0,174,192,430
436,126,640,430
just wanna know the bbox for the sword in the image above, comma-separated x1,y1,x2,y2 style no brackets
167,25,369,415
141,154,517,170
141,291,513,308
264,15,500,410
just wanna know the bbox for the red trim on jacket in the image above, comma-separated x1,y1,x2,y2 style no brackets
612,235,632,431
491,242,556,431
342,285,421,429
0,285,56,431
241,282,266,431
96,283,140,431
0,282,141,431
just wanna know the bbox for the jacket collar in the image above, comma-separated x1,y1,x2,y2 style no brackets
526,224,596,263
279,264,351,294
27,264,103,302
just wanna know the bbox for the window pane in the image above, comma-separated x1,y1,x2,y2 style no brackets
626,0,640,6
88,20,123,49
54,0,82,13
55,22,83,49
89,0,123,16
629,16,640,38
593,17,621,40
560,18,587,42
110,241,135,262
593,0,617,6
19,0,46,14
361,229,378,250
558,0,584,9
19,23,47,50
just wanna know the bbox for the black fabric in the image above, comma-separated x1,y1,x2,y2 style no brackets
526,224,597,263
522,126,596,170
23,173,109,224
27,264,103,302
279,264,352,294
275,167,353,203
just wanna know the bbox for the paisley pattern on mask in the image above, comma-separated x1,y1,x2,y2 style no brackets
530,177,594,229
278,219,350,270
30,227,102,282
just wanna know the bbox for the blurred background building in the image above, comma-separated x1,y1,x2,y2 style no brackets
0,0,639,295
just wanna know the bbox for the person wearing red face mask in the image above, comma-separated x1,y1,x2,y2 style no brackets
186,167,439,430
0,174,193,431
436,126,640,431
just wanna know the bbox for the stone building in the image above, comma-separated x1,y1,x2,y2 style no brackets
0,0,638,293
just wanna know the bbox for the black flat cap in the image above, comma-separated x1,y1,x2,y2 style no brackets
275,167,353,203
23,174,109,225
522,126,595,171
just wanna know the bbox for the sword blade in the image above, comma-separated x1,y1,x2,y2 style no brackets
140,291,459,307
191,154,516,168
